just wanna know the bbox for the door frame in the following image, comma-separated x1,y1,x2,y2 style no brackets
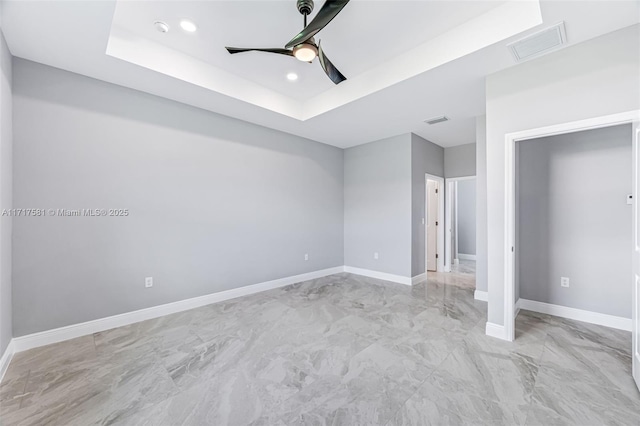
503,110,640,342
633,121,640,391
445,176,476,272
425,174,445,273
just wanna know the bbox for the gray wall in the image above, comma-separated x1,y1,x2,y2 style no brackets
411,133,444,277
475,116,487,292
517,125,632,318
444,143,476,178
0,28,12,356
344,134,412,277
485,25,639,326
344,132,444,279
12,59,345,336
456,179,476,256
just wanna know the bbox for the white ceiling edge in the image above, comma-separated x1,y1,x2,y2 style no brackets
3,1,637,149
107,0,542,122
304,0,542,119
107,26,301,118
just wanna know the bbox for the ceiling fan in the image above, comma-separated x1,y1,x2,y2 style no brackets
225,0,349,85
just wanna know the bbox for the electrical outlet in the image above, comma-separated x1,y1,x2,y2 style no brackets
145,277,153,288
374,252,379,260
560,277,569,288
304,253,309,261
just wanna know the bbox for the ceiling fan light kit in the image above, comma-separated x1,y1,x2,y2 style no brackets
293,41,318,62
225,0,349,85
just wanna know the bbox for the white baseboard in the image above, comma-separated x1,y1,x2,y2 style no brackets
0,340,15,383
411,273,427,285
514,298,522,317
485,322,508,340
474,290,488,302
343,266,411,286
12,266,345,353
8,263,454,357
518,299,632,331
458,254,476,261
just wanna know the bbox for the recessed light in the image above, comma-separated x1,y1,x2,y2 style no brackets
180,19,197,33
286,72,298,81
154,21,169,33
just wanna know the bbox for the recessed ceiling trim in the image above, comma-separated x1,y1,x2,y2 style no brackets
106,26,302,118
301,0,543,120
107,0,543,122
3,0,638,149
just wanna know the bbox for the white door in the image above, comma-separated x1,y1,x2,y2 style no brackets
451,183,458,263
450,183,457,266
427,180,439,272
633,122,640,392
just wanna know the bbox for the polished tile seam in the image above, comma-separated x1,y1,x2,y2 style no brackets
13,369,29,411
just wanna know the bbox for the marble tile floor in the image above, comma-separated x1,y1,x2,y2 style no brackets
1,271,639,426
427,261,476,291
451,260,476,276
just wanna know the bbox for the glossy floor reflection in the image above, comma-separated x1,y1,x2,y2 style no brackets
1,271,638,425
451,259,476,276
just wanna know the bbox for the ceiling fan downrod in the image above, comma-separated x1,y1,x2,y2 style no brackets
297,0,314,16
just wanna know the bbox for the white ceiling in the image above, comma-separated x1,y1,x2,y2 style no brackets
111,0,509,100
106,0,542,121
2,1,639,148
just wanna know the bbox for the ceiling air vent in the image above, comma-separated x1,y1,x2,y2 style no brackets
424,116,449,125
508,22,567,62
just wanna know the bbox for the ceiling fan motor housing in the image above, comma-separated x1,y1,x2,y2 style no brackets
297,0,314,15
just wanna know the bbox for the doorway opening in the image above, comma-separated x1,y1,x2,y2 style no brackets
445,177,476,277
515,124,632,324
425,174,445,273
501,109,639,398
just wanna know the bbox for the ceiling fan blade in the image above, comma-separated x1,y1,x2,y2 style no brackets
226,47,293,57
318,42,346,85
285,0,350,49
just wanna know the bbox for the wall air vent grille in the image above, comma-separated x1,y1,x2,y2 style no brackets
508,22,567,62
424,116,449,125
